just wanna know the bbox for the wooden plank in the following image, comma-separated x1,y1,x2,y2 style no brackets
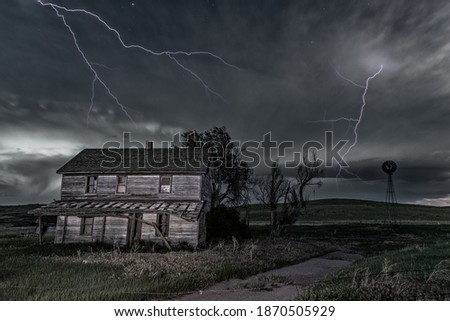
139,203,151,210
97,176,117,195
94,202,107,208
112,202,126,208
171,175,201,198
62,215,67,244
99,202,112,208
149,202,161,210
129,203,142,210
77,201,89,208
127,175,159,195
187,203,198,211
61,175,86,199
115,214,172,250
167,203,177,211
84,202,96,208
107,201,118,207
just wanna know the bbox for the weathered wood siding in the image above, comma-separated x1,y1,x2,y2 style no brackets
101,216,129,245
141,213,198,246
60,175,201,200
171,176,201,199
127,175,159,195
55,216,65,243
55,213,198,246
61,176,86,199
55,215,128,245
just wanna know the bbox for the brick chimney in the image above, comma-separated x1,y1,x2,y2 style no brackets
146,141,153,149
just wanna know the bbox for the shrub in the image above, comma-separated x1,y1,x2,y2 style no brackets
206,205,250,241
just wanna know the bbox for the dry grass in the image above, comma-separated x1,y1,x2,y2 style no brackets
1,237,331,300
300,244,450,300
64,238,330,279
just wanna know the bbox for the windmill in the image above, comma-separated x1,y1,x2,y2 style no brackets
382,160,398,224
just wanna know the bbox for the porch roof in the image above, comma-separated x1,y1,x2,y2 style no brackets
29,200,204,222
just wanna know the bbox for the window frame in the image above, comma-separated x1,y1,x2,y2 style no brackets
80,217,94,236
85,176,98,194
159,175,172,194
116,175,128,194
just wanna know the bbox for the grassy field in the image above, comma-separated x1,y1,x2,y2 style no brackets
0,204,43,236
239,199,450,224
0,236,329,300
243,200,450,300
0,204,41,227
1,200,449,300
252,223,450,254
300,243,450,300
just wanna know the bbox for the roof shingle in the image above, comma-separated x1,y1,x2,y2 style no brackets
57,148,207,174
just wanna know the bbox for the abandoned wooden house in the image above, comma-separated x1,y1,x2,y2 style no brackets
30,147,211,248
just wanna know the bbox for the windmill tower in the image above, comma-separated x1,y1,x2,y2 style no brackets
382,160,398,224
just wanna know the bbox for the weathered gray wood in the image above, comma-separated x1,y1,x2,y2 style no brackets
171,175,201,198
101,216,106,243
54,216,63,243
62,215,67,243
60,174,202,200
61,175,86,199
48,171,209,246
97,175,117,194
141,213,198,246
115,214,172,250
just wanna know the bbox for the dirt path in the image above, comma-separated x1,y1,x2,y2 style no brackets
179,251,363,301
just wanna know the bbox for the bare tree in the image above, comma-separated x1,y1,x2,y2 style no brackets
291,153,323,213
254,161,289,236
254,154,323,237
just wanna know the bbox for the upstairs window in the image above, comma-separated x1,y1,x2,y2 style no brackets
116,175,127,194
80,217,94,236
159,176,171,193
86,176,98,194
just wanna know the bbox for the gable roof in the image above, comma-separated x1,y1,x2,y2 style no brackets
57,148,207,174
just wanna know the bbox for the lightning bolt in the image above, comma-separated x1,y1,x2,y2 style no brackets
37,0,240,124
87,77,96,125
312,65,383,180
341,65,383,160
91,63,120,71
330,64,365,89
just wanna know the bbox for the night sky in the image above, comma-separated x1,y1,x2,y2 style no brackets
1,0,450,205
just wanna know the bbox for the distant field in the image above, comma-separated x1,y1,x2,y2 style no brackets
0,204,41,227
0,204,43,237
238,199,450,224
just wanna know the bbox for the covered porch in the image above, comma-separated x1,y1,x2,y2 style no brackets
29,200,205,249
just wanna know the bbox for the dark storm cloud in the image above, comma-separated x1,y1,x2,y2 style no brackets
1,0,450,204
0,151,69,204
